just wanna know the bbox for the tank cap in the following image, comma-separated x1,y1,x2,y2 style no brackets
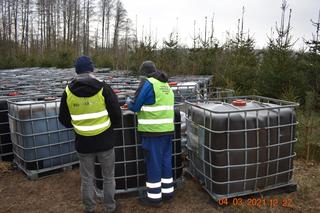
44,96,56,101
168,82,177,86
232,99,246,106
8,91,19,96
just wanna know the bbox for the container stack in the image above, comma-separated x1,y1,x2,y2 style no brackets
0,68,190,194
0,68,73,162
0,66,300,201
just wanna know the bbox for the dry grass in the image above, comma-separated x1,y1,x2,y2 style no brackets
0,162,12,172
0,159,319,213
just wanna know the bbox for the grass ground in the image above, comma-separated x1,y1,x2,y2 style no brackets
0,159,319,213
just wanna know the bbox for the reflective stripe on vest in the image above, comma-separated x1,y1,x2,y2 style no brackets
138,118,173,125
137,77,174,133
73,120,111,132
65,86,111,136
70,110,109,121
141,105,173,112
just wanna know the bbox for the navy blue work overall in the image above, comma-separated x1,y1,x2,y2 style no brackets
142,135,174,203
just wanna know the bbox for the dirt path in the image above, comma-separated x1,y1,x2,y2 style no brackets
0,159,319,213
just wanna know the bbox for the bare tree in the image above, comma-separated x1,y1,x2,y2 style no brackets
13,0,19,44
20,0,31,52
270,0,296,49
306,9,320,54
113,0,126,50
100,0,114,49
0,0,133,67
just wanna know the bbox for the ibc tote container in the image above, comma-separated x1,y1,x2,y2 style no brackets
169,75,213,102
7,98,78,179
1,95,35,161
186,96,298,201
95,107,183,194
0,99,13,161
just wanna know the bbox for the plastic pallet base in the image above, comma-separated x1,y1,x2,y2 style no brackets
184,168,297,204
14,160,79,180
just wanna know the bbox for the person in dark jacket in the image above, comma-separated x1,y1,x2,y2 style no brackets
59,56,121,213
127,61,175,207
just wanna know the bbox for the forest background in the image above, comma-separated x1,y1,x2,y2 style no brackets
1,0,320,160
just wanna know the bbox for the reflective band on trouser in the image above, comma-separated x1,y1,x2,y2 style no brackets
141,105,174,112
161,177,174,195
70,110,108,121
146,181,161,188
73,120,110,132
138,118,173,125
161,178,173,184
161,187,174,194
147,192,162,199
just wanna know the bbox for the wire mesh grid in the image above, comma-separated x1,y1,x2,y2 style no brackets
7,98,78,179
94,104,184,194
0,93,64,161
185,96,299,200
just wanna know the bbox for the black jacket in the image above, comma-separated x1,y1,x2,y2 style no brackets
59,73,121,154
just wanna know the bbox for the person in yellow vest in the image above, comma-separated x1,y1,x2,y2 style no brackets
127,61,175,207
59,56,121,213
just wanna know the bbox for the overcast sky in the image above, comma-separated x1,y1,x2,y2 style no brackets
121,0,319,49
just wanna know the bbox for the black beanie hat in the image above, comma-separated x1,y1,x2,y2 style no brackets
139,61,156,76
75,56,94,74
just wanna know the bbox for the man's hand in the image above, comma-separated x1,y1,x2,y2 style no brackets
125,97,132,105
121,97,132,109
121,104,128,109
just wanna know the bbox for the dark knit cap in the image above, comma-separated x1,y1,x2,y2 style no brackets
139,61,156,76
75,56,94,74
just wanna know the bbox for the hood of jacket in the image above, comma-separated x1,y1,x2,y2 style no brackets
146,70,169,83
68,74,103,97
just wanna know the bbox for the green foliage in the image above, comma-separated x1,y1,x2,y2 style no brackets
299,52,320,108
128,41,157,76
280,84,299,102
223,36,258,95
39,51,55,67
0,40,20,68
92,51,114,69
296,91,320,161
158,33,182,75
257,43,308,103
26,54,39,67
55,47,75,68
